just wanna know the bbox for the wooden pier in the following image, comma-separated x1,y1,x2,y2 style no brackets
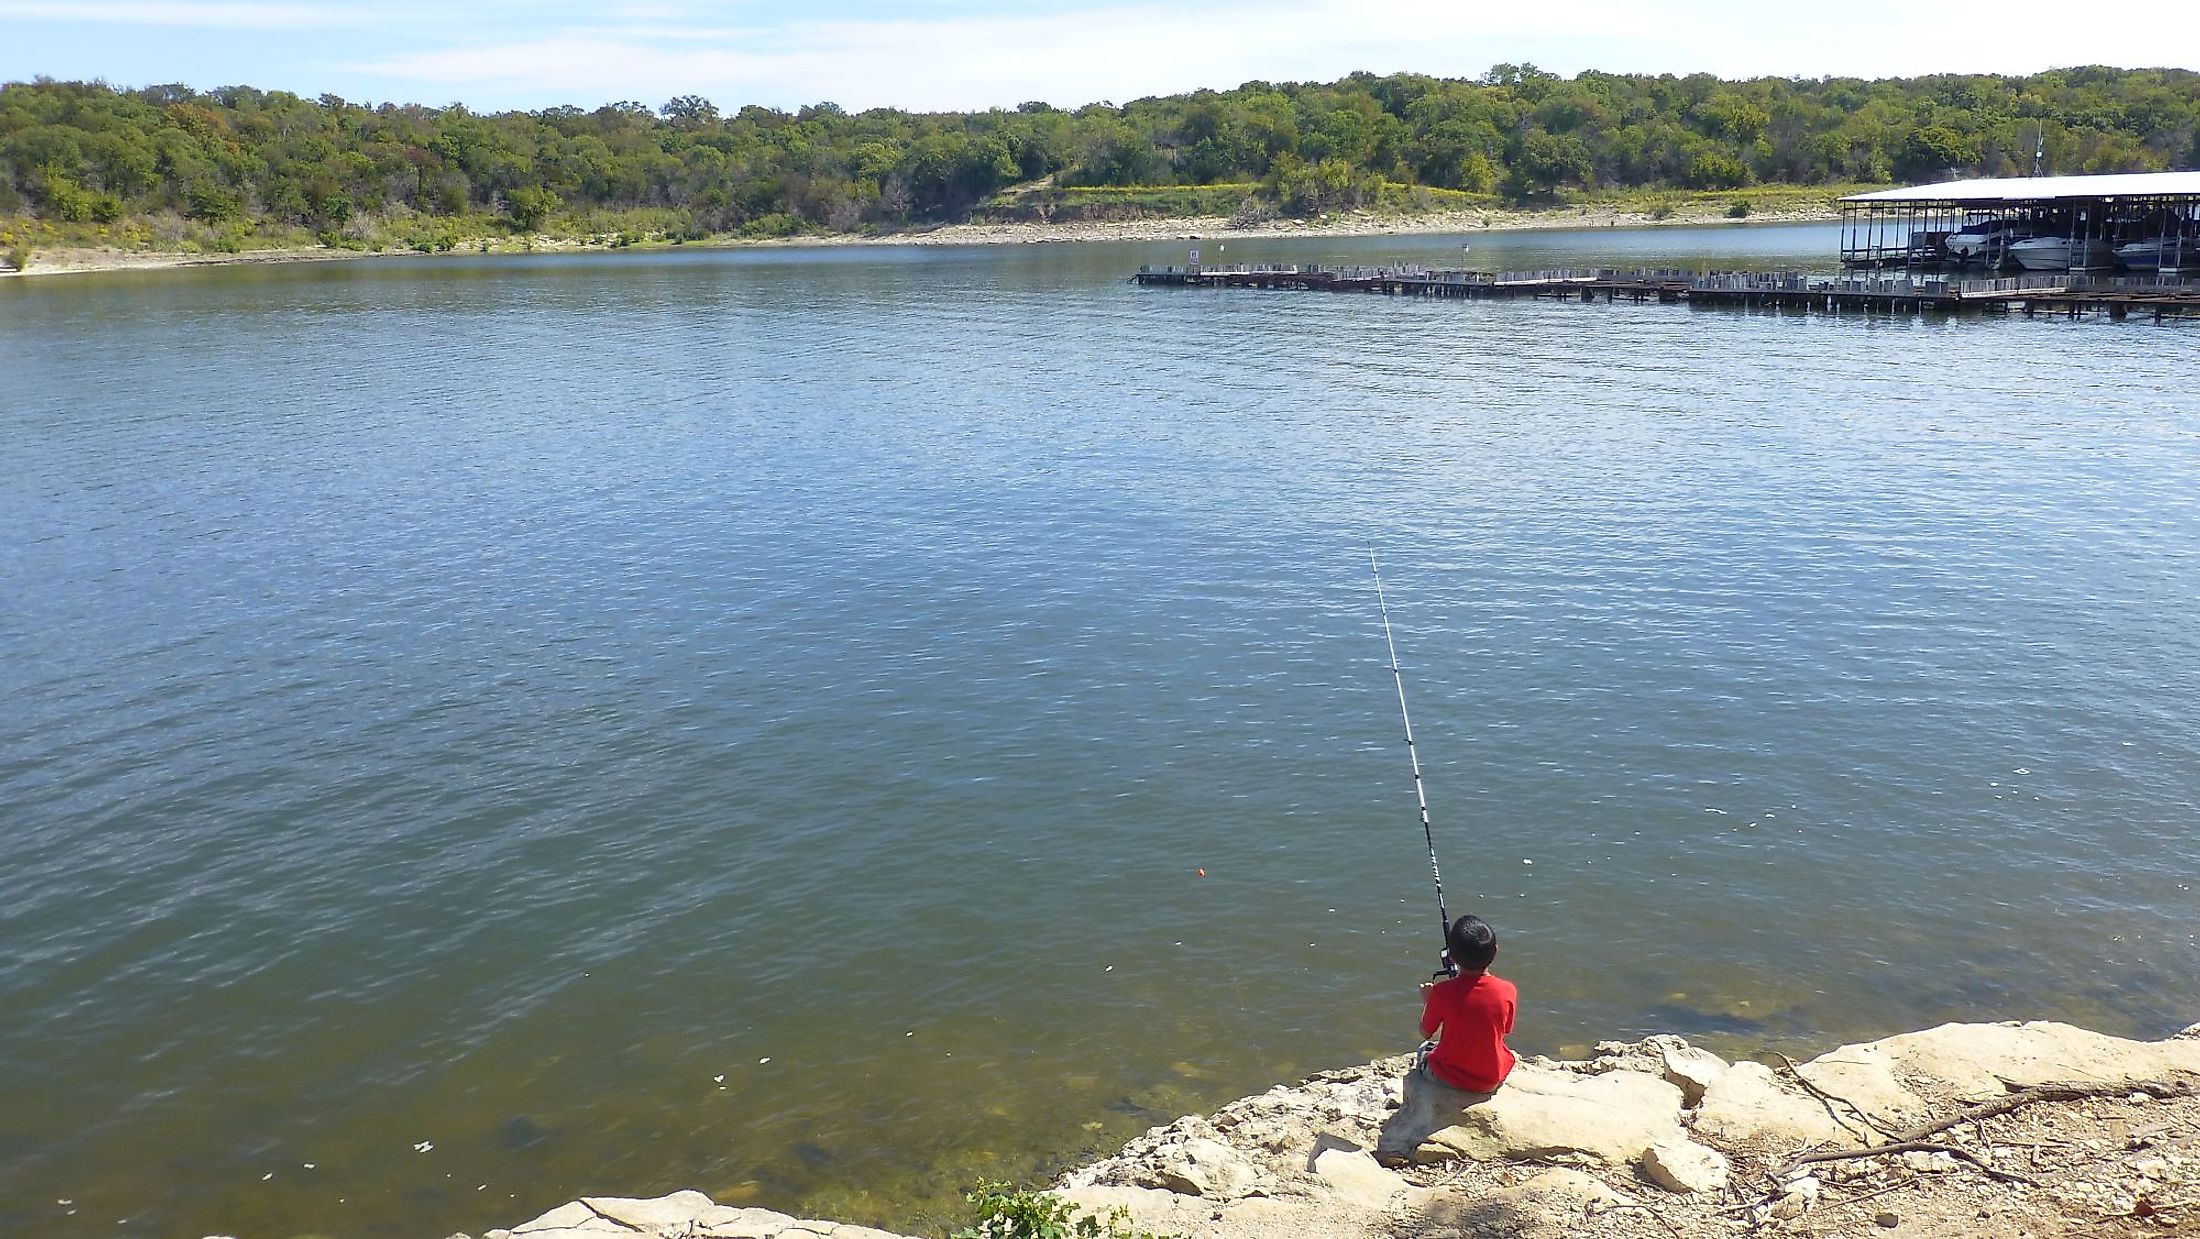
1130,264,2200,322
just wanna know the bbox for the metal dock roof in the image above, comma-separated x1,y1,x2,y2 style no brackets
1843,172,2200,203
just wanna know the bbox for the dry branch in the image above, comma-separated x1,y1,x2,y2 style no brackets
1774,1052,1895,1143
1768,1078,2198,1188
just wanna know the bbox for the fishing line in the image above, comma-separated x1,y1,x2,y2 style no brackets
1370,549,1457,980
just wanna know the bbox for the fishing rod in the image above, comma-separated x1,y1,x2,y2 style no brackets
1369,550,1457,980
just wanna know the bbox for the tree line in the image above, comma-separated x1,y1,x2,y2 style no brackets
3,64,2195,241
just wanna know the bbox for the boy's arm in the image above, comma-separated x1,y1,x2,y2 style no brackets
1418,984,1442,1039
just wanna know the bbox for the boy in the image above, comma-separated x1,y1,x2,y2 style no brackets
1374,914,1516,1167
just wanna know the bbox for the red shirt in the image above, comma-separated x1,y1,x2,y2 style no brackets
1420,971,1518,1092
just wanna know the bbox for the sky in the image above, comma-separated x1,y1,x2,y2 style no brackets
4,0,2198,114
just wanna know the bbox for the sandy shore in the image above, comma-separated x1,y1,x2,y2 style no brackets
884,202,1837,247
0,204,1838,280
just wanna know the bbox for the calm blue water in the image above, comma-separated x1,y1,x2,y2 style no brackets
2,224,2197,1237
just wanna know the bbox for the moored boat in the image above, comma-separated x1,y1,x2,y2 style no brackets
2115,237,2195,270
1943,218,2034,263
2009,236,2116,271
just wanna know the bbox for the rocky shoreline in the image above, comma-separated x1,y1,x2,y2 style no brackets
452,1018,2200,1239
1,203,1837,280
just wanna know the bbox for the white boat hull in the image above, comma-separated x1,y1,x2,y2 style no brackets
2009,237,2116,271
2116,240,2194,270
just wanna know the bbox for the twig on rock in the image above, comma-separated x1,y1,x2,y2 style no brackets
1752,1079,2196,1202
1822,1178,1917,1212
1851,1077,2193,1155
1774,1052,1894,1144
1785,1140,2032,1185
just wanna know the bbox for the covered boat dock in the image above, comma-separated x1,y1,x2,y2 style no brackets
1840,172,2200,273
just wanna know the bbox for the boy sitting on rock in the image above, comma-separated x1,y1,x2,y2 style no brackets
1374,913,1517,1167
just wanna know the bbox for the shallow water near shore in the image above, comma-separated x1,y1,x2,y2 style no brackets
3,223,2198,1237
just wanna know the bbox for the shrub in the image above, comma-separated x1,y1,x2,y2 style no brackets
1727,199,1753,218
738,212,802,239
951,1183,1165,1239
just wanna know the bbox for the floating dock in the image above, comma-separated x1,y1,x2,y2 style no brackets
1130,264,2200,322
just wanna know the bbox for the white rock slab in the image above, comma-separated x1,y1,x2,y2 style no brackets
693,1205,804,1237
1795,1045,1931,1128
1866,1021,2200,1098
1419,1063,1686,1165
512,1203,607,1235
1641,1138,1730,1194
1660,1044,1729,1107
1311,1146,1408,1208
581,1190,716,1231
1156,1135,1262,1198
1691,1060,1858,1149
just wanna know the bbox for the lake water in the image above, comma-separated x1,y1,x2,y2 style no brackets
3,223,2197,1238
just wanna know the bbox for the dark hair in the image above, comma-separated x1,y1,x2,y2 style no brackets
1447,914,1498,972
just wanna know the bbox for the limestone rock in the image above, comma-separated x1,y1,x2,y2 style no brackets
1865,1021,2200,1098
1660,1045,1729,1107
1058,1184,1375,1238
1640,1138,1729,1194
506,1196,922,1239
1310,1145,1407,1208
1419,1062,1686,1165
1155,1135,1261,1198
582,1190,716,1231
694,1206,809,1237
1052,1185,1181,1224
1413,1168,1619,1239
2176,1022,2200,1041
512,1205,611,1232
1793,1046,1931,1129
1690,1060,1860,1150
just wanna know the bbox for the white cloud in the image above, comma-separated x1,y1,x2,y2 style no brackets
354,0,1652,110
0,0,358,27
16,0,2198,110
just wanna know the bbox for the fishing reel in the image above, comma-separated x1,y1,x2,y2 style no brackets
1431,949,1458,982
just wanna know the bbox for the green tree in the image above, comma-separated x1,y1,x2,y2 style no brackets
1507,130,1593,197
504,184,559,230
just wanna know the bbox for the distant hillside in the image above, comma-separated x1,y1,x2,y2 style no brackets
3,65,2195,251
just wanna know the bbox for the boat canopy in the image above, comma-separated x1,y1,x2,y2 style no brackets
1843,172,2200,204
